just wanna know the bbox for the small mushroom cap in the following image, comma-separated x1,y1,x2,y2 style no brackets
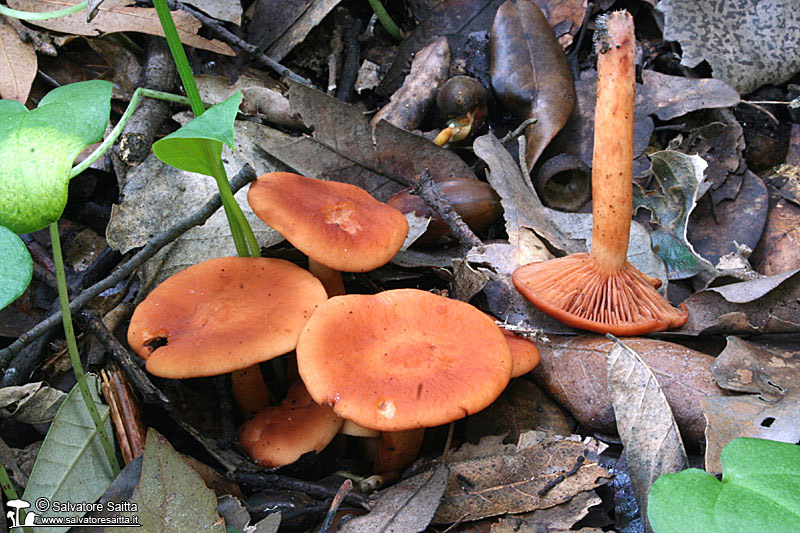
502,329,541,378
128,257,327,378
297,289,513,431
512,253,689,336
238,381,343,468
248,172,409,272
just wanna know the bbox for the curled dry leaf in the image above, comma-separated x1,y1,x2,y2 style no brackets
607,339,689,531
531,336,726,445
702,389,800,473
371,37,451,132
434,431,610,523
711,336,800,401
490,0,576,172
9,0,233,56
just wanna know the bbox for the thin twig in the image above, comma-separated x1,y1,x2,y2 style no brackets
0,165,257,367
411,170,483,250
318,479,353,533
537,454,585,497
164,0,313,88
76,309,169,405
231,471,368,507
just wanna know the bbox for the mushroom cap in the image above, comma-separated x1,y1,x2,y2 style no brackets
238,381,343,467
297,289,513,431
502,329,541,378
247,172,409,272
128,257,327,378
512,253,689,336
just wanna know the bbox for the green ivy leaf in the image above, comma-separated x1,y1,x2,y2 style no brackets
0,80,113,234
0,225,32,310
648,437,800,533
152,91,242,176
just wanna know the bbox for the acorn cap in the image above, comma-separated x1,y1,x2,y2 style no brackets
127,257,327,378
512,253,689,336
238,381,343,467
297,289,513,431
247,172,409,272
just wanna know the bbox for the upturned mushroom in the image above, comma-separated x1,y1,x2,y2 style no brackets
247,172,409,296
127,256,327,379
511,11,688,336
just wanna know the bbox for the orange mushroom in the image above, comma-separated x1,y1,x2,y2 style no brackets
511,11,688,336
247,172,409,296
238,380,343,467
296,288,513,431
127,257,327,378
502,329,541,378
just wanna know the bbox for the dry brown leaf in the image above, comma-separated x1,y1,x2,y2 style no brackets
258,0,339,62
250,82,477,202
702,389,800,472
341,464,449,532
434,432,611,524
490,0,575,172
377,0,506,97
607,339,688,532
752,198,800,275
531,336,726,445
371,37,450,132
711,336,800,401
10,0,234,56
465,378,574,444
636,71,740,120
0,17,37,102
493,491,603,532
680,267,800,335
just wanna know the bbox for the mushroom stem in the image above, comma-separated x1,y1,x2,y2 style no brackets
589,11,636,273
231,365,271,416
309,257,346,297
373,428,425,474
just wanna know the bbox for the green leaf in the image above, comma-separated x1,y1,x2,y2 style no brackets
0,80,112,234
648,437,800,533
117,429,225,533
0,225,32,310
634,150,715,279
22,374,115,533
153,91,241,176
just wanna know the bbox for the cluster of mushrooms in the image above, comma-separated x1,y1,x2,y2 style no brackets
126,10,688,474
127,171,540,472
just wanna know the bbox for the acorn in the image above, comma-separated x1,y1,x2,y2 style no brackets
433,76,488,146
387,177,502,247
